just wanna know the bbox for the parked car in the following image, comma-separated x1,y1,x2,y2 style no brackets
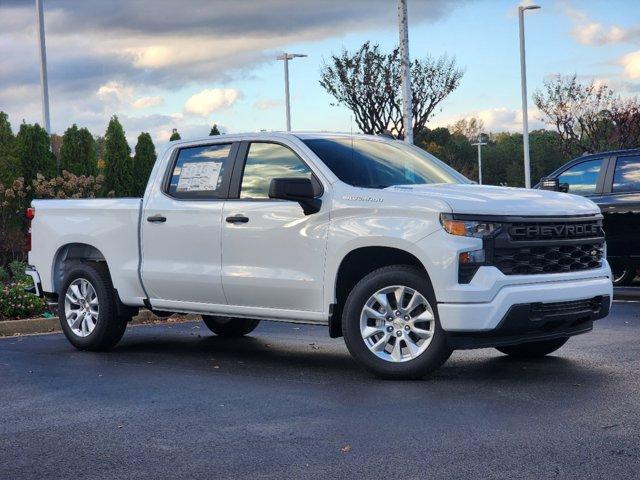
539,148,640,286
25,133,612,379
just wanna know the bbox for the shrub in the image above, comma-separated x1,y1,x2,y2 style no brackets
0,266,8,282
0,282,46,320
9,260,28,283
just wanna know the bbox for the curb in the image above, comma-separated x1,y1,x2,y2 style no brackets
0,310,201,337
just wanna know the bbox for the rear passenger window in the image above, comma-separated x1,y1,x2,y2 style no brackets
612,155,640,193
167,143,233,199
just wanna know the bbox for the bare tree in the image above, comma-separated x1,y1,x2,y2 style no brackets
319,42,463,139
534,75,640,155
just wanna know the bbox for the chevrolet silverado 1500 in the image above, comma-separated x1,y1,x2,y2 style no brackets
26,133,613,379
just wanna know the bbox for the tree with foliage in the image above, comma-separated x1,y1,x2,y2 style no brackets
132,132,156,196
169,128,181,141
320,42,463,139
209,124,221,136
14,122,56,187
103,116,133,197
0,112,21,185
534,74,640,156
59,124,97,176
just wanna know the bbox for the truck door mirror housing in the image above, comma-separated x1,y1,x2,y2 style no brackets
269,177,322,215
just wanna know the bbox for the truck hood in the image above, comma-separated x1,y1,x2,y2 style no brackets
387,183,601,217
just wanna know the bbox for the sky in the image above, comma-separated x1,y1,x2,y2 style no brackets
1,0,640,148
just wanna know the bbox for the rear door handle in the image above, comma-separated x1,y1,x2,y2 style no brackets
147,215,167,223
226,215,249,224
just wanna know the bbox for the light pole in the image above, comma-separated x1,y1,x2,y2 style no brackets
398,0,413,143
276,53,307,132
472,140,487,185
518,4,540,188
35,0,51,135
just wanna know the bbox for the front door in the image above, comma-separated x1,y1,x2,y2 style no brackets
221,141,329,314
141,141,237,310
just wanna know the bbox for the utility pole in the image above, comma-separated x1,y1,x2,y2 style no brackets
472,140,487,185
398,0,413,143
35,0,51,135
518,4,540,188
276,53,307,132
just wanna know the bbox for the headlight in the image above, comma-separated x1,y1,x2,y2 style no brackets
440,213,500,238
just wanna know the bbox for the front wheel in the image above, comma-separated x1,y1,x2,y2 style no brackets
496,337,569,358
202,316,260,337
342,265,452,380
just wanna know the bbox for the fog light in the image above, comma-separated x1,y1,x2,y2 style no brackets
459,249,485,264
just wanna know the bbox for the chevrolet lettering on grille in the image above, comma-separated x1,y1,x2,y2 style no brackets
509,223,600,238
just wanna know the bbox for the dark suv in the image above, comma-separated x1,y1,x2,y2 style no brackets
539,149,640,285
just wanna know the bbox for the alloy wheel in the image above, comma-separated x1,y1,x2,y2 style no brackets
64,278,99,337
359,285,435,363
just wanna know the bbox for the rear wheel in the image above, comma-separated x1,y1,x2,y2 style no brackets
202,316,260,337
342,265,452,380
496,337,569,358
58,262,128,351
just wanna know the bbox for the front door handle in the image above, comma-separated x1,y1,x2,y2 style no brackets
226,215,249,224
147,215,167,223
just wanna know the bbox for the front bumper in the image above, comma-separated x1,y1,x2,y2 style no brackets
446,295,610,349
437,274,612,333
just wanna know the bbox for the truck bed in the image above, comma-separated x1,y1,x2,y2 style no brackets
28,198,146,306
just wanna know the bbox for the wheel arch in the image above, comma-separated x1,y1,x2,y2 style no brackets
51,242,108,294
329,245,430,338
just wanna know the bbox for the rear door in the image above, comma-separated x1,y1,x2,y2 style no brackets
141,141,238,310
598,154,640,261
220,140,329,314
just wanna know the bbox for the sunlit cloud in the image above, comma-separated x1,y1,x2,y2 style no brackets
184,88,242,118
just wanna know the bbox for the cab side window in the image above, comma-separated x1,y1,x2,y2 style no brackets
557,158,603,195
240,143,313,199
612,155,640,193
167,143,233,199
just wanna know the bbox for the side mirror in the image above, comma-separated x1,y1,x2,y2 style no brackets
269,177,322,215
539,177,560,191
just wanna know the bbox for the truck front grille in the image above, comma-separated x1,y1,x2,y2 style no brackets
494,242,604,275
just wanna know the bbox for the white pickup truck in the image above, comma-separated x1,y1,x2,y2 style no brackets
26,132,612,379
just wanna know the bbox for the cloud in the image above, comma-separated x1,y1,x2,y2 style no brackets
433,107,545,133
97,81,134,105
0,0,468,142
184,88,241,117
254,99,283,111
620,51,640,79
560,1,639,46
132,96,164,109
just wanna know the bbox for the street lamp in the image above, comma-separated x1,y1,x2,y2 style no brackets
276,53,307,132
398,0,413,144
35,0,51,135
471,140,487,185
518,4,540,189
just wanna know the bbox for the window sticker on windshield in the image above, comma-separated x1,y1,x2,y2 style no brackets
176,161,222,192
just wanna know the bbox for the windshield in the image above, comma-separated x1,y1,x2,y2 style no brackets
302,137,469,188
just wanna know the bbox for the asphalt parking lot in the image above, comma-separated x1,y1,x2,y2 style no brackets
1,302,639,480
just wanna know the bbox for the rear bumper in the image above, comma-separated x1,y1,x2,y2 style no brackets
446,295,610,349
438,274,612,334
25,265,43,298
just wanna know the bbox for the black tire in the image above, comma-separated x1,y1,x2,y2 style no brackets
342,265,452,380
58,262,128,351
611,266,635,286
202,316,260,337
496,337,569,358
